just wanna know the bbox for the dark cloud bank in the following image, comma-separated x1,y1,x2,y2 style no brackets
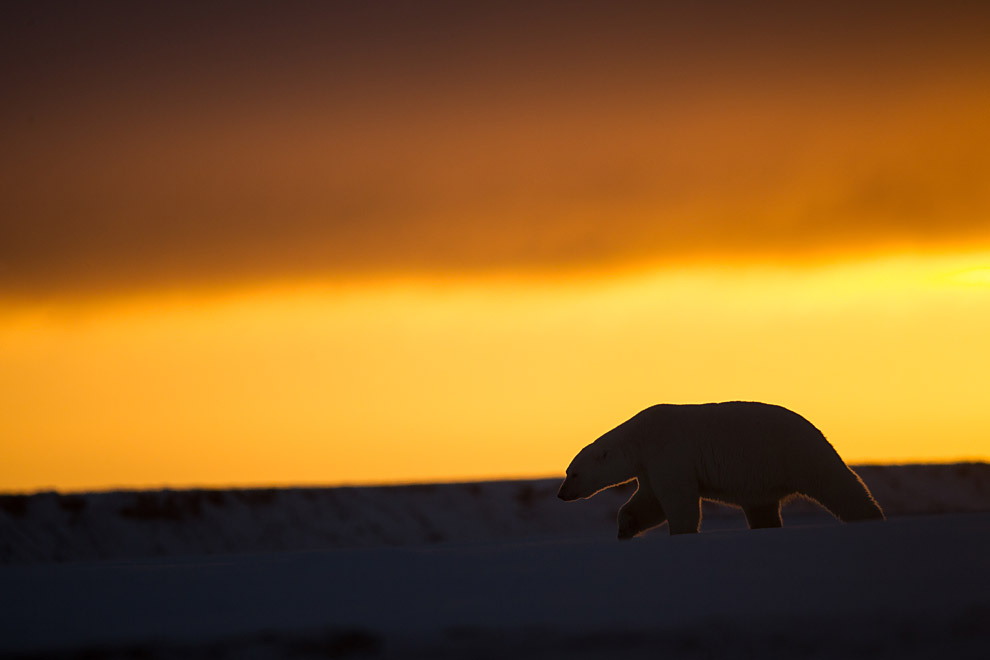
2,1,990,298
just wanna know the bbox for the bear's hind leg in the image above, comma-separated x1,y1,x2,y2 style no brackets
743,502,782,529
804,466,885,523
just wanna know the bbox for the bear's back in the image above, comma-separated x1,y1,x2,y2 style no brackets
643,401,820,441
641,402,843,491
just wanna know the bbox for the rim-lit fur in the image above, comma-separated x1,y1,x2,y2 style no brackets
560,402,884,536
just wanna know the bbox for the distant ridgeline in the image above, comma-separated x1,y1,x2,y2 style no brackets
1,464,988,564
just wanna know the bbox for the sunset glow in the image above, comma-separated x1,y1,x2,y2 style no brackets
3,251,990,492
2,1,989,492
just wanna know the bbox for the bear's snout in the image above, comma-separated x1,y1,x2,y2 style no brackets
557,478,579,501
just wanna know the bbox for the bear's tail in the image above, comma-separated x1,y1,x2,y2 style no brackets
804,466,885,523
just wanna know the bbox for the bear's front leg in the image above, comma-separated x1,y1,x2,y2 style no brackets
617,479,667,539
647,469,701,534
661,494,701,534
743,502,783,529
642,447,702,534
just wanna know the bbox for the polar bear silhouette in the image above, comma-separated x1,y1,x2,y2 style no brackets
558,402,884,536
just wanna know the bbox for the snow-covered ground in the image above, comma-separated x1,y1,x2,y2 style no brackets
2,463,988,564
1,464,988,658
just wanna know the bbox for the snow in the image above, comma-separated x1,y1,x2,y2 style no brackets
1,464,988,658
3,464,988,565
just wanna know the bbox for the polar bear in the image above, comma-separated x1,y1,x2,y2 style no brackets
558,402,883,535
616,476,667,540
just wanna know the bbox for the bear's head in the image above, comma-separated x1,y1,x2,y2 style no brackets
557,437,635,501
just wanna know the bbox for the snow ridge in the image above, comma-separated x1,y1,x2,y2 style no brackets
2,463,987,564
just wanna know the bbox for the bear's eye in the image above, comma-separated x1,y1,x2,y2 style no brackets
600,451,609,461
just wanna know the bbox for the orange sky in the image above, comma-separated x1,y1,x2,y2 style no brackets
2,1,990,492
